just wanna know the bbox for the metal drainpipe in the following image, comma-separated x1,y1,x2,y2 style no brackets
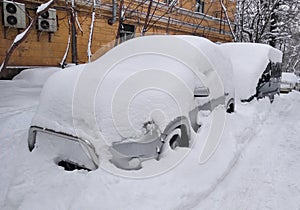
108,0,117,25
71,8,78,64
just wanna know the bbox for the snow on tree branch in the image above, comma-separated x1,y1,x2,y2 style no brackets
87,0,96,62
219,0,236,41
60,17,72,68
235,0,300,73
76,14,84,34
0,0,55,73
37,0,55,14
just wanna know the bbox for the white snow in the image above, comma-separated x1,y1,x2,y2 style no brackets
220,42,283,101
36,0,54,14
195,92,300,210
30,35,232,158
13,24,32,44
1,65,300,209
60,33,71,66
218,0,236,41
281,72,298,85
0,22,34,72
87,7,96,63
13,67,60,86
75,12,83,33
60,17,71,67
178,36,235,100
0,40,300,210
0,62,3,72
30,64,85,137
94,53,197,144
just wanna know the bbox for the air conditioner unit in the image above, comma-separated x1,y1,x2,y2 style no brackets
3,0,26,29
38,9,57,32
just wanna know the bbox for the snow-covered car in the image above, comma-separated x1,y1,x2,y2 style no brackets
27,35,235,171
280,72,298,93
220,43,283,102
296,78,300,91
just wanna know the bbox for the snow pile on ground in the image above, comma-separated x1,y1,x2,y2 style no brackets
13,67,60,86
1,67,300,209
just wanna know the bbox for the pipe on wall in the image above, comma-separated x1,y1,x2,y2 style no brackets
108,0,117,25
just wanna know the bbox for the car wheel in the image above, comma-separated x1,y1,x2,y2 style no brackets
269,94,274,103
163,123,190,151
169,134,180,149
226,100,235,113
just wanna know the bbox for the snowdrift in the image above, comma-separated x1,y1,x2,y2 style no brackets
13,67,60,86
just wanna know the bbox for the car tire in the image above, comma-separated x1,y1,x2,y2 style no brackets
168,124,189,149
226,99,235,113
162,117,190,151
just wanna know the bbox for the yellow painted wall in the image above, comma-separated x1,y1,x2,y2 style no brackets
0,0,236,68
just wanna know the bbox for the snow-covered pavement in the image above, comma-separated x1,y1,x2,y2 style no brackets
0,69,300,210
196,92,300,210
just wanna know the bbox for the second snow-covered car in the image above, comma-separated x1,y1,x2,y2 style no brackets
220,43,282,103
280,72,298,93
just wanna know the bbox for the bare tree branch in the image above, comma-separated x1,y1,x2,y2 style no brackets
219,0,236,41
0,0,56,73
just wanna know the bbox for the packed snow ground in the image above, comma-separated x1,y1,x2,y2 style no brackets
0,68,300,210
196,91,300,210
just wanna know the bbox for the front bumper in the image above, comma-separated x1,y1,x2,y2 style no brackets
109,123,165,170
28,124,165,171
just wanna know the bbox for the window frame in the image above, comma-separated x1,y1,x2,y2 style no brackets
195,0,205,13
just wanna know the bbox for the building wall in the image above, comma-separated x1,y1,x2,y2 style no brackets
0,0,236,69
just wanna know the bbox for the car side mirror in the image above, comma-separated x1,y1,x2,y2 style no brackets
194,87,210,97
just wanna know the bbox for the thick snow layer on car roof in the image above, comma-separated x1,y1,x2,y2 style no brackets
31,64,198,150
176,35,234,96
31,64,86,137
93,36,233,144
220,43,283,101
281,72,298,84
94,53,197,145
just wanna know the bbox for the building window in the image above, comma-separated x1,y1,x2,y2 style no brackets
215,11,222,18
165,0,178,6
196,0,204,13
120,24,135,43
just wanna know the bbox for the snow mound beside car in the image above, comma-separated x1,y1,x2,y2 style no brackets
13,67,60,86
